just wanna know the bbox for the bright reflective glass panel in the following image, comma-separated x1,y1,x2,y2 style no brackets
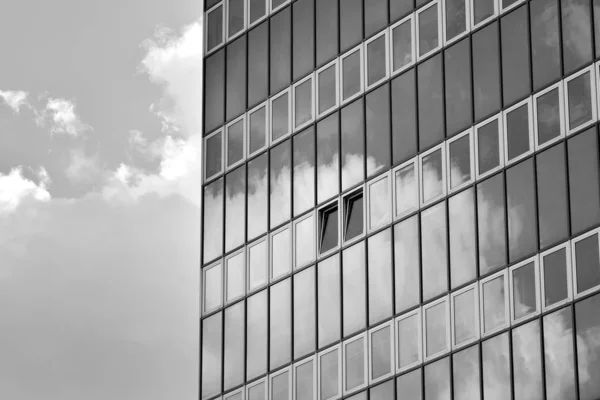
295,79,313,128
272,372,290,400
394,216,420,313
344,337,365,391
449,188,477,288
203,178,223,262
318,255,341,347
397,313,420,368
296,361,315,400
512,320,543,400
575,293,600,399
421,202,448,301
544,307,577,400
247,291,268,380
512,261,538,320
204,263,222,314
567,72,594,131
542,247,569,308
293,127,315,217
294,266,315,358
448,133,471,189
248,239,268,292
225,166,246,252
454,289,477,346
272,227,291,280
295,215,315,268
320,349,339,400
425,357,450,400
247,154,268,241
482,274,506,333
394,162,418,217
418,3,439,56
482,333,511,399
396,369,422,399
317,113,340,203
392,19,413,71
421,148,443,202
453,346,480,399
368,229,393,325
371,325,392,379
368,176,390,230
270,279,291,369
425,301,448,357
477,173,506,275
476,118,501,176
343,242,367,336
226,252,244,302
202,313,222,399
270,141,291,228
224,302,245,390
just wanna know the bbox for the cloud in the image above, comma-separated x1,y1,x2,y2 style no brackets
0,90,29,113
0,166,51,214
65,148,103,184
40,98,92,137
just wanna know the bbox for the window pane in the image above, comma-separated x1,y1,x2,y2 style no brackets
206,131,222,178
392,19,413,72
454,289,477,345
536,87,562,146
295,79,313,129
295,215,316,268
537,143,568,248
482,333,511,399
567,72,594,131
343,242,367,336
248,22,268,107
320,207,339,254
368,175,391,230
425,357,450,400
422,202,448,301
272,227,291,280
574,234,600,294
247,290,268,380
568,127,600,234
272,92,290,141
249,105,267,155
397,313,420,368
501,6,530,106
575,293,600,399
227,120,244,167
270,140,291,228
270,9,291,94
226,37,246,121
225,166,246,252
320,350,340,400
365,0,388,38
226,252,245,302
270,279,291,370
477,173,507,275
366,35,387,87
228,0,244,37
473,23,500,121
224,302,245,390
473,0,495,25
345,195,363,241
542,247,570,308
202,313,222,399
394,162,418,216
544,307,577,400
293,0,315,81
562,0,593,74
316,0,338,67
204,178,223,262
418,54,444,150
368,229,393,325
507,159,537,262
371,326,392,379
317,113,340,203
341,99,365,191
205,49,224,133
448,133,472,190
345,337,365,391
531,0,561,90
342,49,362,100
318,255,341,347
272,372,290,400
207,5,223,52
506,102,532,162
370,380,393,400
394,216,421,312
445,38,472,137
204,263,222,314
476,118,501,175
392,70,417,164
445,0,467,41
296,361,315,400
249,0,266,24
512,320,543,400
421,147,443,203
318,64,337,114
482,274,506,333
341,0,363,52
453,346,480,400
512,261,538,320
418,3,439,57
294,127,315,217
248,240,268,291
294,267,316,358
425,301,448,357
396,369,422,400
449,189,476,288
248,154,268,240
249,382,266,400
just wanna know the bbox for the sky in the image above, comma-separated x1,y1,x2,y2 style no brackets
0,1,204,398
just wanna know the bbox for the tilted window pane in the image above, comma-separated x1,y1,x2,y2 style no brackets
248,239,268,291
225,166,246,252
203,178,223,262
316,0,338,67
370,380,393,400
249,0,266,24
543,307,577,400
345,337,365,391
448,132,472,190
542,247,570,308
248,22,269,107
476,118,501,176
472,23,500,121
295,79,314,129
318,64,337,115
535,86,563,147
320,349,340,400
477,173,507,275
506,159,537,262
295,215,316,268
201,312,222,400
425,357,450,400
561,0,593,74
530,0,561,90
227,119,244,167
445,0,467,41
574,234,600,295
511,261,538,320
317,113,340,203
482,333,511,399
205,49,224,133
272,372,290,400
501,6,531,107
345,194,364,241
207,5,224,52
482,274,507,333
418,2,439,57
247,291,268,380
505,102,531,162
575,293,600,399
365,0,388,38
453,288,477,346
394,216,421,313
417,54,444,150
293,127,315,217
224,302,245,390
318,255,341,347
512,320,543,400
537,143,568,248
473,0,495,25
394,161,418,217
340,0,363,52
270,140,291,228
444,38,472,137
566,71,594,132
270,8,291,95
293,0,315,81
421,147,444,203
320,207,339,254
396,369,422,400
294,267,316,358
270,279,291,369
421,202,448,301
296,361,315,400
249,105,267,155
342,49,362,101
341,99,365,191
206,131,223,179
272,92,290,141
371,325,392,379
226,36,246,121
248,154,268,240
392,18,413,72
425,301,448,357
228,0,244,37
368,175,391,231
397,313,420,368
391,70,417,165
272,227,291,280
449,188,476,288
343,242,367,336
368,229,393,325
225,252,245,302
453,346,480,400
366,35,387,88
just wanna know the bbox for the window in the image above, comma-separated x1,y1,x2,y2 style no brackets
477,173,507,275
202,312,223,400
444,37,473,137
471,0,497,28
453,345,480,400
365,0,388,37
533,81,565,150
293,213,316,270
500,5,530,107
474,113,503,179
395,308,422,372
425,357,450,400
271,89,292,144
423,296,450,361
270,8,291,94
390,15,415,75
270,0,289,13
247,378,268,400
270,278,291,370
365,30,389,89
418,54,444,150
202,261,223,316
512,320,543,400
206,3,225,53
482,333,511,399
341,98,365,191
391,70,417,164
530,0,561,91
343,242,367,337
574,293,600,400
370,380,393,400
225,166,246,252
446,129,473,193
509,256,540,324
342,333,367,394
393,158,419,219
247,291,268,381
316,0,338,67
449,188,477,288
366,172,391,232
318,255,341,347
443,0,469,44
367,229,393,325
318,346,341,400
248,0,268,27
270,224,291,281
226,36,247,121
318,200,340,256
293,126,315,217
472,23,500,121
369,321,394,383
451,284,479,349
225,249,245,304
543,307,577,399
421,202,448,302
340,0,362,52
506,158,537,262
316,60,339,118
394,215,421,313
224,302,245,390
205,50,225,134
503,97,533,165
204,129,224,182
317,112,340,203
480,269,508,336
292,0,315,81
366,84,391,177
396,369,422,399
565,65,596,135
343,188,364,243
500,0,524,12
270,140,291,229
294,266,316,359
226,116,245,170
270,367,292,400
294,357,316,400
419,143,446,206
293,74,315,132
561,0,593,75
416,0,442,60
247,237,269,293
540,243,572,312
572,228,600,298
225,387,244,400
340,45,364,104
247,101,269,157
248,22,269,107
248,153,268,240
227,0,245,39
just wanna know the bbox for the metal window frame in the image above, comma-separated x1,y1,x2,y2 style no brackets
342,332,368,395
446,128,475,194
392,157,420,221
508,255,541,325
442,0,471,45
269,223,293,282
247,100,270,158
342,185,366,246
227,0,247,41
364,29,390,91
473,112,504,180
340,44,365,105
205,1,227,55
368,320,395,385
389,14,416,77
470,0,498,31
533,81,565,151
226,114,247,171
269,366,293,400
270,88,293,146
571,227,600,299
564,64,597,136
395,307,423,373
502,96,534,166
293,356,317,400
418,142,447,207
500,0,525,15
246,377,268,400
204,128,225,183
416,0,443,61
224,386,245,400
365,171,392,234
422,295,451,362
225,247,247,305
293,211,317,271
202,259,224,316
293,73,316,133
317,197,342,260
247,235,270,294
596,61,600,125
316,59,340,119
270,0,290,14
317,344,342,400
247,0,269,28
479,268,509,338
539,241,573,312
450,283,480,350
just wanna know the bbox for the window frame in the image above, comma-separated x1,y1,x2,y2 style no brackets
205,1,226,55
204,128,225,183
500,0,525,14
293,211,317,271
293,356,317,400
479,268,509,338
450,283,480,350
389,14,416,77
293,73,316,133
422,295,451,362
502,96,534,166
508,255,541,325
392,157,420,221
224,386,244,400
225,247,246,305
317,197,342,259
269,366,292,400
246,376,268,400
342,332,368,395
416,0,443,61
474,112,504,179
368,320,395,385
366,171,392,234
270,88,292,146
342,185,365,246
442,0,471,45
395,307,423,373
470,0,498,31
316,59,340,119
446,128,474,194
247,0,269,28
539,241,573,312
317,344,342,400
340,44,365,105
247,100,270,158
269,223,292,282
533,81,565,151
202,259,224,316
227,0,247,41
418,142,447,208
247,235,270,294
565,64,597,136
225,114,247,171
270,0,290,14
364,29,390,91
571,227,600,299
596,61,600,124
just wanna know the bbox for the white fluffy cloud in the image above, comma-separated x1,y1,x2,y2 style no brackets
0,90,29,113
42,98,92,137
0,166,50,214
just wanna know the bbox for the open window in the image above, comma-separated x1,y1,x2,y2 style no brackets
419,143,446,207
474,113,503,179
479,269,509,337
503,96,533,166
416,0,442,60
395,308,422,373
318,345,342,400
271,88,292,145
293,212,316,270
343,187,364,244
443,0,469,45
228,0,247,40
247,100,269,157
571,228,600,299
340,44,364,105
293,74,315,132
533,81,565,150
366,172,392,233
318,199,340,257
423,295,450,361
342,333,368,395
565,64,597,136
226,115,246,170
450,283,479,350
225,248,246,304
365,30,389,90
206,2,225,54
446,128,474,194
247,236,269,293
270,366,292,400
540,242,572,312
247,377,268,400
392,158,419,220
368,321,394,384
316,59,339,119
390,14,415,76
509,256,541,324
204,128,224,183
202,260,223,316
294,356,317,400
270,224,292,282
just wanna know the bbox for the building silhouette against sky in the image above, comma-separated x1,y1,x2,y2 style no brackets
200,0,600,398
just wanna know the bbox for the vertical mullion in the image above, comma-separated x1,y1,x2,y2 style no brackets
571,303,581,399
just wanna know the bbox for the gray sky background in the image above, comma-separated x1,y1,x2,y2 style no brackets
0,1,204,398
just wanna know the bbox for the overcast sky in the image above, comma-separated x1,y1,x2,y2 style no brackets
0,1,203,398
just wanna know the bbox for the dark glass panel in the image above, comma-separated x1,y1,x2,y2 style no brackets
418,2,440,57
270,140,291,229
206,131,223,178
226,36,246,121
505,102,531,161
368,229,393,325
343,242,367,336
365,0,388,38
249,0,267,24
272,92,290,141
562,0,593,74
575,294,600,400
345,194,363,241
574,234,600,294
207,0,220,10
247,153,268,240
477,173,507,275
227,119,244,167
270,278,291,370
567,71,594,131
482,333,511,399
204,49,225,133
247,290,268,380
248,22,269,108
394,215,420,312
392,18,413,72
318,255,341,347
391,0,413,22
201,313,222,399
204,178,224,262
473,23,500,121
316,0,339,67
295,78,313,129
272,0,287,9
512,320,543,400
249,105,267,154
294,266,316,358
318,63,337,115
366,84,391,177
341,0,363,52
453,346,480,399
425,357,450,400
293,0,315,81
341,99,365,191
506,159,537,262
320,207,339,254
421,147,444,202
501,6,531,106
530,0,561,90
248,382,266,400
473,0,495,25
422,202,448,301
396,369,422,400
476,118,501,176
207,5,224,51
366,34,387,86
270,8,291,95
542,247,569,308
317,113,340,203
543,307,577,400
224,302,245,391
418,54,444,150
225,165,246,252
535,86,562,146
342,49,362,100
445,38,472,137
293,127,315,216
392,69,417,164
449,188,476,288
228,0,244,37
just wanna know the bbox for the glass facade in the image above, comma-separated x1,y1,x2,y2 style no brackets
202,0,600,398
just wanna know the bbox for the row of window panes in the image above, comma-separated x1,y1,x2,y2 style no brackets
201,231,600,399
